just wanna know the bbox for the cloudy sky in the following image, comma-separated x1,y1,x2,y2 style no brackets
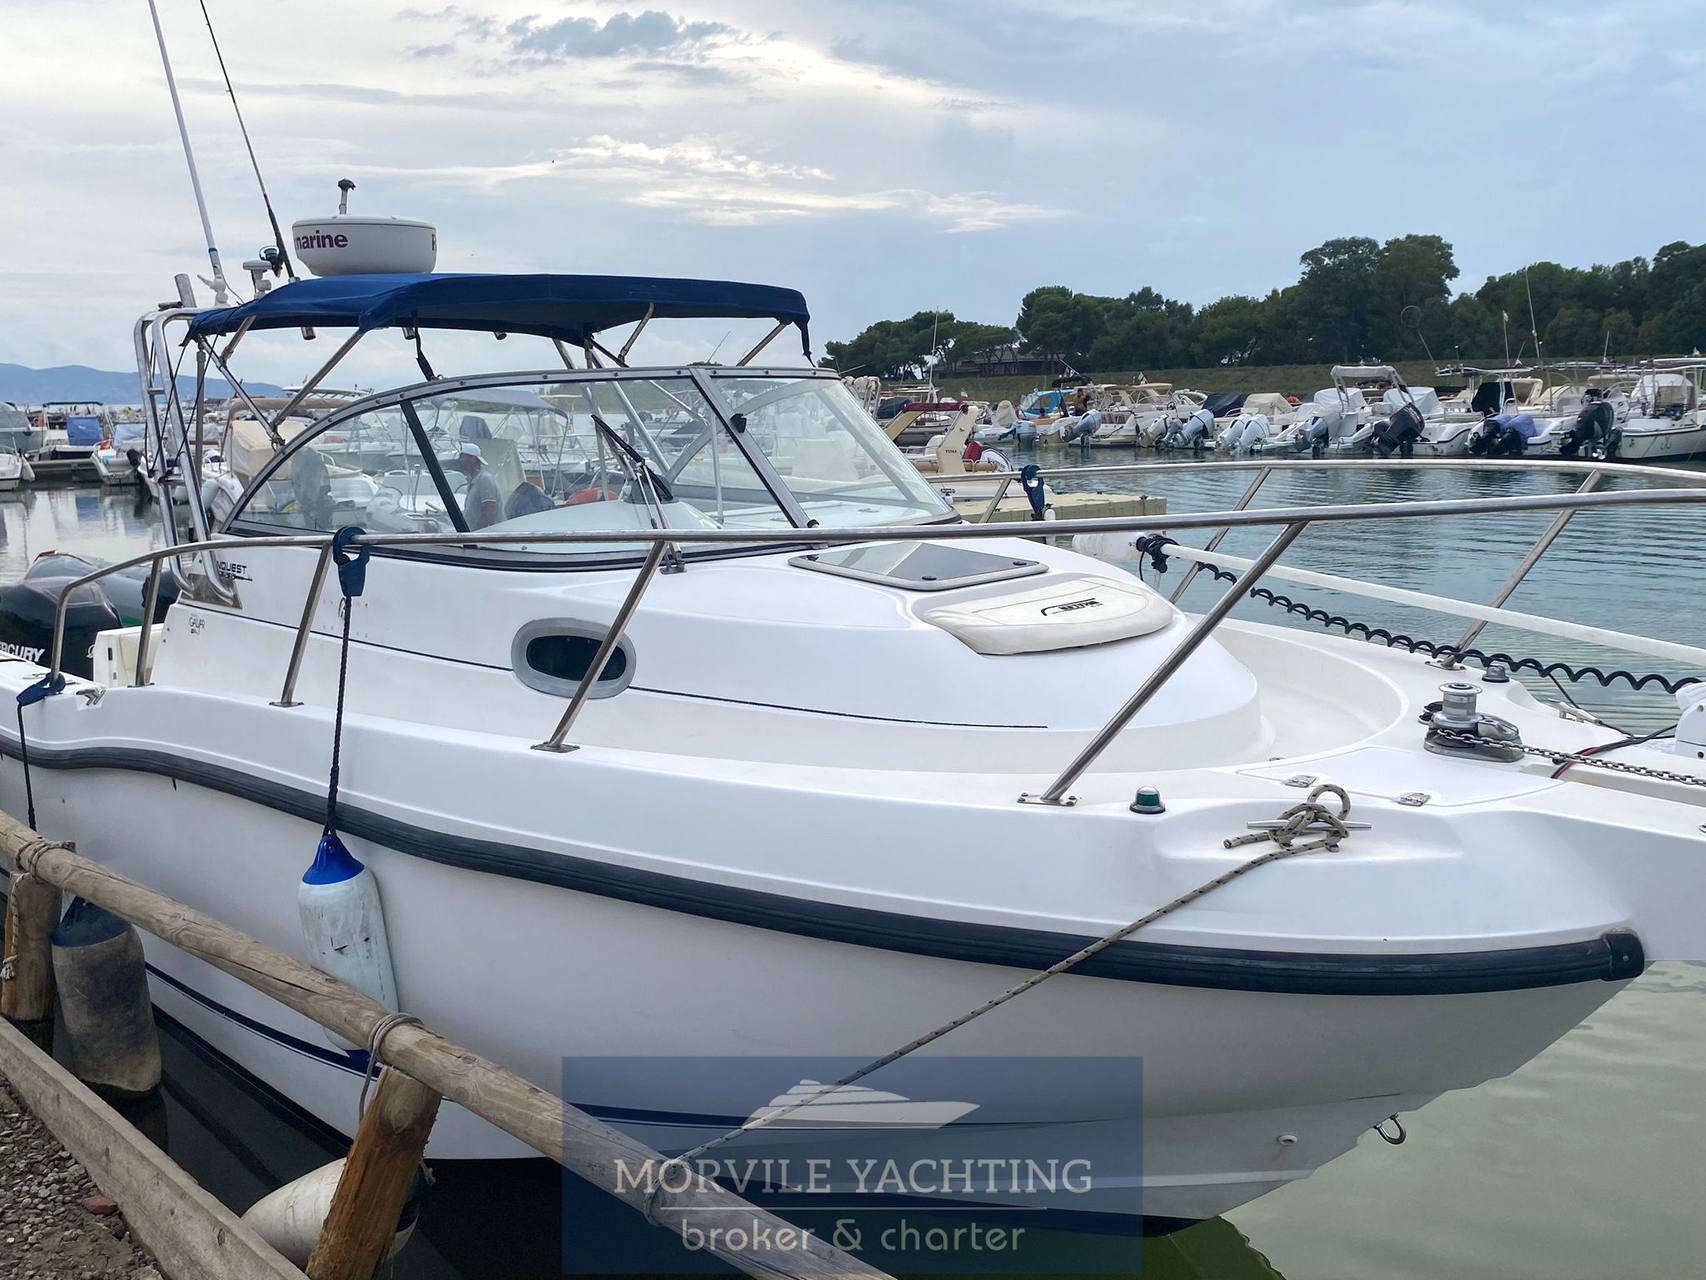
2,0,1702,385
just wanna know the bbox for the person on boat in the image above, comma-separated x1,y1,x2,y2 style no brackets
455,443,501,530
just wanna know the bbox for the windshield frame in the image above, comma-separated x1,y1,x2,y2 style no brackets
226,365,957,568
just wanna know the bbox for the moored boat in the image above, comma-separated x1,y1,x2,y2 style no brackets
3,267,1706,1234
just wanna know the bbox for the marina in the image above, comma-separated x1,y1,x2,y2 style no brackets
5,0,1706,1276
2,446,1704,1277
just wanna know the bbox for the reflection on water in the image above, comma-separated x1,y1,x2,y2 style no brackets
0,485,170,578
7,471,1703,1278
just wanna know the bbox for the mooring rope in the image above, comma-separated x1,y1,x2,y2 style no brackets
643,784,1353,1220
322,527,369,839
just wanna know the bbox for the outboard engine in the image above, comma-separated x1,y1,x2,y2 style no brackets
1218,413,1270,453
1372,404,1424,458
1164,407,1214,451
0,578,119,676
21,552,179,625
1560,397,1618,459
1468,415,1526,457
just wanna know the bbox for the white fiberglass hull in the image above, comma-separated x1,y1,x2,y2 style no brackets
0,607,1677,1225
92,447,141,487
0,756,1623,1223
1615,416,1706,461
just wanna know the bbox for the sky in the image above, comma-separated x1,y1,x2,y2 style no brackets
2,0,1703,386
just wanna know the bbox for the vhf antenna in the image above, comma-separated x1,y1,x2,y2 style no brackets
198,0,296,281
146,0,229,304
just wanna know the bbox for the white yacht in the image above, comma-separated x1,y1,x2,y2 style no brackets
3,271,1706,1233
1268,366,1393,454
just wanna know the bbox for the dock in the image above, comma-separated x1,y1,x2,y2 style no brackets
24,457,101,485
950,490,1167,524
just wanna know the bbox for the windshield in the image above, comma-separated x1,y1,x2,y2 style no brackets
708,375,951,527
229,371,949,559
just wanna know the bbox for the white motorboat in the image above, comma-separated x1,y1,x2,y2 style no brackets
0,447,25,493
91,418,149,487
0,402,46,456
1416,368,1551,457
1611,363,1706,461
1267,366,1418,455
1087,384,1205,446
36,401,107,461
5,272,1706,1236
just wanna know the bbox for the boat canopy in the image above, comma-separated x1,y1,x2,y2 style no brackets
1332,364,1400,383
183,273,813,353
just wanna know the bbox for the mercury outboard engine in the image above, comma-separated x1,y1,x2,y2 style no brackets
0,579,118,676
0,552,180,677
1372,403,1425,458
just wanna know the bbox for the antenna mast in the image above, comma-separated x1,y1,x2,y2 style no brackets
198,0,296,281
146,0,229,303
1524,268,1542,366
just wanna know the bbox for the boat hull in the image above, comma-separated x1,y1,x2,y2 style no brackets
0,744,1635,1224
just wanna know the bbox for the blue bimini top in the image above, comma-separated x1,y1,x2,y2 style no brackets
183,272,812,354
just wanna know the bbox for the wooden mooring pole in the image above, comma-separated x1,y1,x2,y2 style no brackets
308,1068,440,1280
0,813,892,1280
2,860,59,1036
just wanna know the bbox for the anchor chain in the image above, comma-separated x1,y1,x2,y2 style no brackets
1427,725,1706,789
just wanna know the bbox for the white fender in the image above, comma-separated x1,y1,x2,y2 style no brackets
241,1158,419,1268
300,834,398,1049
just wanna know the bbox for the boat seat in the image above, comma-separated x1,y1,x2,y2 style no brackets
922,575,1172,655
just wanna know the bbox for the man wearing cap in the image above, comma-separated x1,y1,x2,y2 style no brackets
455,442,502,530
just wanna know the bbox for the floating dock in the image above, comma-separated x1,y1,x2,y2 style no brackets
949,490,1166,524
25,457,101,485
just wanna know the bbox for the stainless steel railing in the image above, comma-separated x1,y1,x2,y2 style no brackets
37,457,1706,799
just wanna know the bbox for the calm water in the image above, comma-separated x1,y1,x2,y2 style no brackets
5,466,1702,1279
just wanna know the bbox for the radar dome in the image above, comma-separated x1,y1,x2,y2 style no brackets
291,179,437,277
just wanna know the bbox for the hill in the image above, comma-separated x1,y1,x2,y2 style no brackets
0,363,284,406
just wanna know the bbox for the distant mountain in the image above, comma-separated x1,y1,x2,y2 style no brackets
0,363,284,406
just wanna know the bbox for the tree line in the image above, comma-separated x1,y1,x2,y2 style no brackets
822,236,1706,378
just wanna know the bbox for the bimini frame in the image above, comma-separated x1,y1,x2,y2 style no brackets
131,294,809,599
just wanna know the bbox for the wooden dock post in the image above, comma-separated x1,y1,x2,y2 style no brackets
3,863,60,1034
306,1068,441,1280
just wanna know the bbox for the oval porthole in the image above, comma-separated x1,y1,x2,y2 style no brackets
511,619,636,699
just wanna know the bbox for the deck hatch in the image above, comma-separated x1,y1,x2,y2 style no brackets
790,542,1044,592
